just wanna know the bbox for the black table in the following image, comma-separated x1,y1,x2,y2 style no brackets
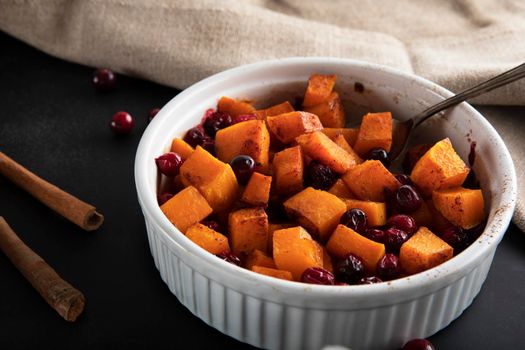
1,31,524,349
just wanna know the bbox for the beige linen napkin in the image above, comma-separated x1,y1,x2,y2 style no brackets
0,0,524,230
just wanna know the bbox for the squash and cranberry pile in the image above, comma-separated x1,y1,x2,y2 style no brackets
155,74,486,285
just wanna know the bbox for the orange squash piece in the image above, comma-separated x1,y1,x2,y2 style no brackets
215,120,270,172
185,223,230,254
411,199,433,229
241,172,272,206
245,249,276,270
251,266,293,281
295,131,359,174
229,207,269,256
342,199,387,227
254,101,294,120
170,138,194,161
432,187,485,229
283,187,347,241
304,92,346,128
180,146,239,212
268,223,293,254
322,246,334,273
353,112,393,157
303,74,336,107
342,160,400,202
410,138,470,196
272,146,304,196
328,179,355,199
331,134,363,164
273,226,323,280
322,128,359,146
399,227,453,275
160,186,212,233
326,224,386,273
217,96,256,116
266,111,323,144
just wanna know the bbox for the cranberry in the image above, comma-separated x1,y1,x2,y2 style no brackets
387,214,418,235
230,155,255,185
377,253,401,280
334,253,365,284
359,276,383,284
301,267,335,285
402,338,435,350
466,221,485,242
232,114,257,124
202,137,216,156
147,108,160,123
440,226,469,252
203,111,232,137
216,251,241,266
366,148,390,167
391,185,423,213
183,127,206,148
201,220,222,233
364,228,384,243
340,208,367,234
110,111,134,135
92,68,116,91
157,192,173,205
155,152,182,177
383,227,409,253
395,174,413,186
305,161,337,190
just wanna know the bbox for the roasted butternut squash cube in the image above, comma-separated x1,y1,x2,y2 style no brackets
251,266,293,281
245,249,276,270
185,223,230,254
322,128,359,147
273,226,323,280
180,146,239,212
217,96,256,116
215,120,270,172
160,186,212,233
326,224,385,273
342,160,400,201
322,246,334,273
241,172,272,206
266,111,323,144
254,101,294,120
268,223,294,254
410,138,470,196
432,187,485,229
342,199,387,227
295,131,358,174
399,227,453,274
353,112,393,157
272,146,304,196
169,138,194,161
411,199,433,228
304,92,346,128
229,207,269,256
303,74,336,107
331,134,363,164
328,179,355,199
283,187,347,241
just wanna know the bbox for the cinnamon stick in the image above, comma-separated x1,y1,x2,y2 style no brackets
0,152,103,231
0,217,85,321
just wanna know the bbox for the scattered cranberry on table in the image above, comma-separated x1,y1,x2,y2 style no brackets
147,108,160,123
230,155,255,185
155,152,182,177
402,338,436,350
92,68,116,92
301,267,335,285
110,111,134,135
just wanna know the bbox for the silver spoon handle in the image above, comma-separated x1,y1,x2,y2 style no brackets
413,62,525,127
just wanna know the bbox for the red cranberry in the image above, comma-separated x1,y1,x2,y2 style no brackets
147,108,160,123
201,220,222,233
183,127,206,148
155,152,182,177
377,253,401,280
387,214,418,235
402,338,435,350
364,228,384,243
440,226,469,252
203,111,232,137
334,253,365,284
301,267,335,285
93,68,116,91
232,114,258,124
395,174,413,185
359,276,383,284
216,251,241,266
384,227,409,253
110,111,134,135
391,185,423,213
305,161,337,190
202,137,216,156
230,155,255,185
366,148,390,167
340,209,368,234
157,192,173,205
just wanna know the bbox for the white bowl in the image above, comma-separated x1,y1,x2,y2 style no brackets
135,58,517,350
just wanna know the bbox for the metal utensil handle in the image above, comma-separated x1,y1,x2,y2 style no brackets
413,62,525,127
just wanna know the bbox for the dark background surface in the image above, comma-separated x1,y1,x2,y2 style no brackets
1,31,524,349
